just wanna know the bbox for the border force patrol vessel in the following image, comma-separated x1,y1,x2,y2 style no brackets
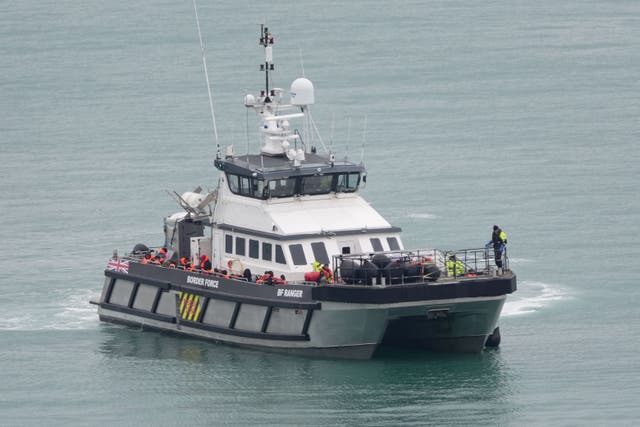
92,24,516,359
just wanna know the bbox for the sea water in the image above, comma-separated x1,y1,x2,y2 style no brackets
1,0,638,425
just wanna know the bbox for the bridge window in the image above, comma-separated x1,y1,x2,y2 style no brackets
226,173,268,199
311,242,330,265
289,244,307,266
336,172,360,192
228,175,239,193
300,175,333,195
268,178,297,198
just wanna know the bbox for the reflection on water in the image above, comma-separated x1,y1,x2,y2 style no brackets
97,325,516,425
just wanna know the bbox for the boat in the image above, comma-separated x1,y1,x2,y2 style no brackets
92,24,516,359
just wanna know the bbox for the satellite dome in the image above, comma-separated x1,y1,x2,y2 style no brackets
244,93,256,107
290,78,314,105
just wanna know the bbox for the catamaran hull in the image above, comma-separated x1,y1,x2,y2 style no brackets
94,263,515,359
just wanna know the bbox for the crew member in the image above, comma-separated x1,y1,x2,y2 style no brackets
485,225,507,274
446,255,465,277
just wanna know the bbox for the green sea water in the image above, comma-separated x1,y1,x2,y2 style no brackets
1,1,639,425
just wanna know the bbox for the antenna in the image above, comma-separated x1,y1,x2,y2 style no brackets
299,48,306,77
345,117,352,160
361,115,367,163
330,112,335,150
192,0,219,144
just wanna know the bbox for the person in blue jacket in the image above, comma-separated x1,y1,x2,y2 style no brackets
486,225,507,274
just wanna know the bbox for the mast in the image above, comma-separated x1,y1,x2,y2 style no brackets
259,24,274,103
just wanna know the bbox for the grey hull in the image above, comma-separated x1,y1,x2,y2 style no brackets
94,263,515,359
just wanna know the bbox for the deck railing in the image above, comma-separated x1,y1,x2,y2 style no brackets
332,247,509,286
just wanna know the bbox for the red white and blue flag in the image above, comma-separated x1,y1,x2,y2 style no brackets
107,258,130,274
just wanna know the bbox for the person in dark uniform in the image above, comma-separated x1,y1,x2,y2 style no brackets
486,225,507,274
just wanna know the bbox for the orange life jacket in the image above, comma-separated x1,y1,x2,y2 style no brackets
321,266,334,283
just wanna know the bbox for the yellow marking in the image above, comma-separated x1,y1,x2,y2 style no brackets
188,295,199,320
179,292,187,312
182,294,194,319
193,297,202,321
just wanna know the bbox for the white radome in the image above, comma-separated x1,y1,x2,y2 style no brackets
290,77,315,105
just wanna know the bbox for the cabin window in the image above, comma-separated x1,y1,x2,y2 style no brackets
336,172,360,192
262,242,272,261
275,245,286,264
370,238,384,252
225,235,233,254
289,244,307,266
387,237,400,250
300,175,333,195
341,246,351,254
235,237,245,256
249,239,259,259
311,242,330,265
268,178,297,198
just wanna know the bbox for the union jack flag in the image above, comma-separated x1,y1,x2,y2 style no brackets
107,258,129,274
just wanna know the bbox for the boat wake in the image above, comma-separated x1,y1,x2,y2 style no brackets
502,280,567,316
0,288,99,331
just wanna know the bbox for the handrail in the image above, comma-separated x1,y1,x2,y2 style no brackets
120,252,320,287
332,247,509,286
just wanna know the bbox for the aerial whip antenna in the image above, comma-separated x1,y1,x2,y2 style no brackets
360,115,367,163
299,48,306,77
192,0,219,144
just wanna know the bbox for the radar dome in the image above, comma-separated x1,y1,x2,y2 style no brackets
290,78,314,105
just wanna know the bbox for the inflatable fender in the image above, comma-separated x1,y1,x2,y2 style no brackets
132,243,149,254
485,327,501,347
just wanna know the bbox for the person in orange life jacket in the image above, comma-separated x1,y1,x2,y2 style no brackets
199,255,211,272
257,271,274,285
156,247,167,263
320,264,334,284
273,274,287,285
142,252,155,264
180,256,195,271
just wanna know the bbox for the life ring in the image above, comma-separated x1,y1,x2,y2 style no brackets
227,258,244,275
